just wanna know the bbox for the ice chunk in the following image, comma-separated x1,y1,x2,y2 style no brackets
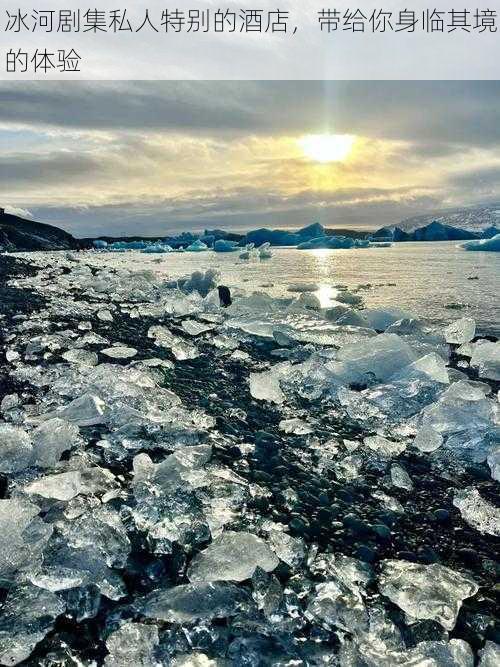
444,317,476,345
188,531,279,583
362,308,414,331
326,333,416,386
27,565,84,592
0,393,19,413
48,394,106,426
364,435,406,458
470,341,500,381
141,582,250,622
104,622,159,667
249,365,288,404
306,580,367,633
97,309,114,322
0,423,33,472
267,530,305,567
453,487,500,536
413,425,443,452
148,325,199,360
287,282,319,293
306,556,372,633
335,291,363,306
181,319,216,336
487,449,500,481
101,346,138,359
379,560,478,630
0,499,52,581
479,641,500,667
279,418,313,435
25,471,82,501
0,584,65,665
61,348,98,366
178,269,219,296
390,464,413,490
32,418,80,467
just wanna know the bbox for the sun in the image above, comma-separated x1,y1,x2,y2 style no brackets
299,134,355,163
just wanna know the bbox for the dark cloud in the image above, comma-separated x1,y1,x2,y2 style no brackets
448,165,500,189
0,152,100,184
1,81,500,149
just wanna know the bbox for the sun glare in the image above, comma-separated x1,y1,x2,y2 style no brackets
299,134,355,163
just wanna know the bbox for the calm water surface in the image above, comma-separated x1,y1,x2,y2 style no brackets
86,242,500,336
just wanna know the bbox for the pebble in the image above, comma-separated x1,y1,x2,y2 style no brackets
289,517,309,535
372,524,391,541
432,508,450,523
355,545,377,563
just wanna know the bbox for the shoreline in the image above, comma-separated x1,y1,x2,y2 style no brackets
0,253,499,665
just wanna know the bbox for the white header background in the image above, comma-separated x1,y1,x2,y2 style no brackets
0,0,498,79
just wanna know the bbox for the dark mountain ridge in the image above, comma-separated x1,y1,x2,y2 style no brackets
0,209,80,251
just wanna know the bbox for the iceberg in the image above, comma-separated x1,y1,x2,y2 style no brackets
141,243,172,253
186,239,209,252
462,233,500,251
214,239,239,252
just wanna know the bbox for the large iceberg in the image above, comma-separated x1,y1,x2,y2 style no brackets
462,233,500,251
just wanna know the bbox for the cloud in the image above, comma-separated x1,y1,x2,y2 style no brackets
1,81,500,234
1,81,500,148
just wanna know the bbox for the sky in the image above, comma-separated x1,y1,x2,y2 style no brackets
1,81,500,238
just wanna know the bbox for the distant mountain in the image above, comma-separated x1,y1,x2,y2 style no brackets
398,204,500,233
0,208,79,251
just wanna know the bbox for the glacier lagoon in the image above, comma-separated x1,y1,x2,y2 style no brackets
86,241,500,336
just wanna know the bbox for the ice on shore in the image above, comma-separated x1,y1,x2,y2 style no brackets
187,531,279,583
141,582,251,623
326,334,416,386
0,584,65,665
104,622,159,667
0,423,33,472
453,487,500,536
379,560,478,630
470,340,500,381
444,317,476,344
0,499,52,582
1,251,498,666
